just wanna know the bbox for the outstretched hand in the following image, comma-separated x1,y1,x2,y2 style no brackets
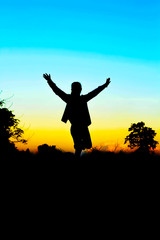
106,78,111,86
43,73,51,81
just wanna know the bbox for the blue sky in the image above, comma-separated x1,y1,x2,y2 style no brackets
0,0,159,60
0,0,160,151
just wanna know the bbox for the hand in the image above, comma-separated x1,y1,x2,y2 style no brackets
106,78,111,86
43,73,51,81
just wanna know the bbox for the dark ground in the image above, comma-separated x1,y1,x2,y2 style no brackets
2,148,160,181
1,148,160,226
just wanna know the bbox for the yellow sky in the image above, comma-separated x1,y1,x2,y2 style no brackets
16,126,160,153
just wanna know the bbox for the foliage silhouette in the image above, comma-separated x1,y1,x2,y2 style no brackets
124,121,158,152
37,144,64,159
0,98,27,152
38,144,56,153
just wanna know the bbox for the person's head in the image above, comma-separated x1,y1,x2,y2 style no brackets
71,82,82,96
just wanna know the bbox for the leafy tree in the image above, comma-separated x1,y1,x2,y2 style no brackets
124,121,158,152
0,99,27,152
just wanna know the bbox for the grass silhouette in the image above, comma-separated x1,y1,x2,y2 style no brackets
3,145,160,173
2,146,160,199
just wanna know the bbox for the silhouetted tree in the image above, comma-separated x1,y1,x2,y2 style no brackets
0,98,27,152
125,121,158,152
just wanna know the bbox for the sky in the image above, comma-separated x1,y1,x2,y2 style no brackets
0,0,160,152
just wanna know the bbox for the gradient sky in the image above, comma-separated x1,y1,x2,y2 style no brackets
0,0,160,152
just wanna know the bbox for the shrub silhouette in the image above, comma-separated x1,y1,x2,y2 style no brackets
0,98,27,152
124,121,158,152
38,144,56,154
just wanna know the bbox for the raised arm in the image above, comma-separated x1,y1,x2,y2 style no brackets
43,73,69,103
84,78,111,102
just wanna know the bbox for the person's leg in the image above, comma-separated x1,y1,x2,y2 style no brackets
70,125,82,158
75,148,82,159
82,127,92,150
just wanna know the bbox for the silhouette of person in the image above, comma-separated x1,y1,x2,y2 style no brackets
43,73,111,158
